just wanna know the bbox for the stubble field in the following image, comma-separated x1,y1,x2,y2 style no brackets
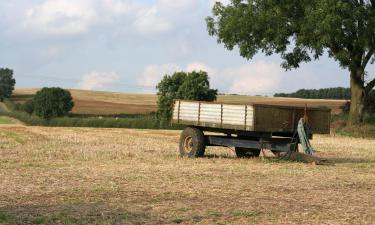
12,89,347,115
0,124,374,225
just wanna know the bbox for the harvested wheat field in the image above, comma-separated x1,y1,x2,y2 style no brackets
12,89,346,115
0,124,374,225
11,89,158,115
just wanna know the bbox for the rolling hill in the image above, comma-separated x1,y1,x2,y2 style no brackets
12,88,347,115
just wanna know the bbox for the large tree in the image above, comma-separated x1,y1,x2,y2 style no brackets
207,0,375,125
33,87,74,119
0,68,16,101
156,71,217,124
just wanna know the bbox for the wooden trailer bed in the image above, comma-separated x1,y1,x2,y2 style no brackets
172,100,331,134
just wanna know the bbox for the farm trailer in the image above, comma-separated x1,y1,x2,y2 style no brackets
172,100,331,157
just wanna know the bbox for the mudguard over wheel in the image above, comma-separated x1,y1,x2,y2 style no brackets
179,127,206,158
235,147,261,158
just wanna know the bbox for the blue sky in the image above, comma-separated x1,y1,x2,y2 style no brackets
0,0,373,95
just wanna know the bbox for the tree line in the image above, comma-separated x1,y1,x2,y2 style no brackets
274,87,375,114
274,87,351,100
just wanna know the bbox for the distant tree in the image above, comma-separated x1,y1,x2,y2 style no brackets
33,87,74,119
21,99,34,114
207,0,375,125
0,68,16,101
156,71,217,124
274,87,351,100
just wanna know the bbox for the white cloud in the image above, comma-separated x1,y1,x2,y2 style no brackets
139,62,218,89
138,61,283,94
102,0,134,15
16,0,204,37
133,6,172,33
227,62,283,94
139,64,181,87
158,0,197,11
186,62,217,77
79,71,120,90
24,0,98,36
132,0,199,34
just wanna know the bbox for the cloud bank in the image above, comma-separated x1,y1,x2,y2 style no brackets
138,61,286,95
79,71,120,90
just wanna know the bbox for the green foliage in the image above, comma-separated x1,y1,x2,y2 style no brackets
21,99,34,114
0,68,16,101
1,111,47,126
156,72,186,124
176,71,217,101
0,110,184,130
156,71,217,124
0,211,14,224
0,116,14,124
275,87,351,100
207,0,375,124
207,0,375,71
33,87,74,119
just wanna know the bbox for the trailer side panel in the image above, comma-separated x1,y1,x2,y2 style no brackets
172,100,331,134
172,101,255,131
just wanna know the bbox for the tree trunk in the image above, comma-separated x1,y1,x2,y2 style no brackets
348,69,366,126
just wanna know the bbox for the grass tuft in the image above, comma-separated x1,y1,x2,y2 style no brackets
232,210,258,218
0,211,14,224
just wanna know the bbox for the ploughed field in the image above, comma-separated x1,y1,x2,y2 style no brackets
0,124,374,224
12,89,347,115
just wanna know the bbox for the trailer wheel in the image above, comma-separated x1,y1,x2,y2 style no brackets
179,127,206,158
235,147,261,158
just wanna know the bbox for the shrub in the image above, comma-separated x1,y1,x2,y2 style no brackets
21,100,34,114
33,87,74,119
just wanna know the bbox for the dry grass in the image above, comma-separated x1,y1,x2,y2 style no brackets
12,89,346,115
0,124,374,224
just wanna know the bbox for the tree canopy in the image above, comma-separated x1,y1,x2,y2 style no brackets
156,71,217,123
33,87,74,119
0,68,16,101
207,0,375,124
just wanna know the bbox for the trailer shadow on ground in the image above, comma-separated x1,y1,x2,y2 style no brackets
203,152,375,165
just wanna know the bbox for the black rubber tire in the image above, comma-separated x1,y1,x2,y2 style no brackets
235,147,261,158
179,127,206,158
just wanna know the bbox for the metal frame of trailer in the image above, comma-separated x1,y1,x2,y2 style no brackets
172,100,330,158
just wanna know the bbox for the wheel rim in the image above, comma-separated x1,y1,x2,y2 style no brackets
183,136,193,153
